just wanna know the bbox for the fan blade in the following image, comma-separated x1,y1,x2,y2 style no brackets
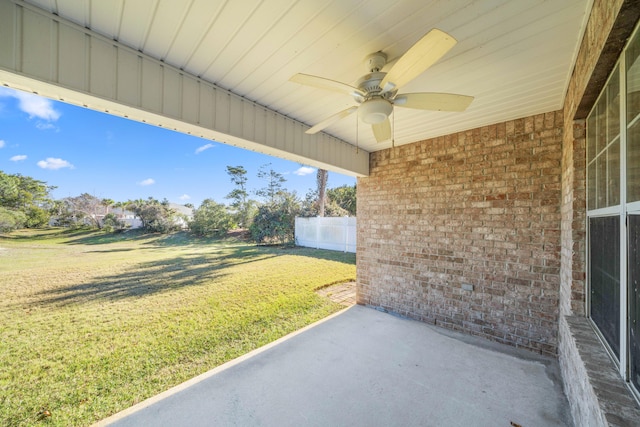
305,106,358,134
380,29,457,93
290,73,364,97
372,118,391,143
394,93,473,112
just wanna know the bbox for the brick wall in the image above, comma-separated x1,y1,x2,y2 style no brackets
558,317,608,427
560,119,586,317
560,0,626,320
357,111,563,356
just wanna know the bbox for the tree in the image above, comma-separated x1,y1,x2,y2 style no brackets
189,199,234,237
102,213,127,232
0,207,26,232
101,198,114,215
300,189,348,218
0,173,20,209
226,165,255,228
24,206,50,228
300,189,319,217
111,201,132,221
255,163,286,203
63,193,106,228
250,191,301,245
226,166,248,203
0,171,55,229
316,168,328,217
327,184,357,216
127,197,179,233
49,199,79,228
0,172,54,211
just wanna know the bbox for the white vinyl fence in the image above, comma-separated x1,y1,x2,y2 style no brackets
295,216,356,253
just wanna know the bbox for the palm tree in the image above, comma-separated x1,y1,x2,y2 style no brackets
317,169,328,217
101,198,114,215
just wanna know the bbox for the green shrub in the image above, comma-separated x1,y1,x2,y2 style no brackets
189,199,234,237
250,192,301,244
102,213,128,233
0,207,26,232
24,206,50,228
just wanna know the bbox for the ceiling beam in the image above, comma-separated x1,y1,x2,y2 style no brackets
0,0,369,177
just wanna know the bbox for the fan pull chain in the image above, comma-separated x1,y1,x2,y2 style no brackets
392,109,395,149
356,109,359,154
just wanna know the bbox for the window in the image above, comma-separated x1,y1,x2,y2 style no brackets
627,26,640,203
587,66,620,211
587,24,640,397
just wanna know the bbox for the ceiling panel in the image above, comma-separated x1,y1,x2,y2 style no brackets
23,0,592,152
117,0,157,51
161,1,226,68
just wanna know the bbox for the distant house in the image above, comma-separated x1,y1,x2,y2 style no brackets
51,203,193,230
110,203,193,230
167,203,194,230
107,207,143,229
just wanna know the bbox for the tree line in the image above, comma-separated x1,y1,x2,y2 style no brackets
0,165,356,244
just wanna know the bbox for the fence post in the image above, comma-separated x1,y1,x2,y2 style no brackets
344,216,348,252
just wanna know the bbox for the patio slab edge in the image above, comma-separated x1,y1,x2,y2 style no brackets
91,306,353,427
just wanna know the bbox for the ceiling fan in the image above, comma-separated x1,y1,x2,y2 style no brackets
290,29,474,143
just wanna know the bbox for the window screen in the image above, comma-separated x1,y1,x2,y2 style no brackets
590,216,620,358
629,215,640,390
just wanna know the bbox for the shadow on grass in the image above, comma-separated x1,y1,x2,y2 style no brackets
149,232,249,247
85,248,137,253
0,228,151,245
30,246,272,306
63,230,249,247
3,228,355,262
64,229,159,246
283,246,356,265
64,230,356,265
0,227,82,241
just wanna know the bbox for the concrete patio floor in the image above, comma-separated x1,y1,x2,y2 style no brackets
96,305,572,427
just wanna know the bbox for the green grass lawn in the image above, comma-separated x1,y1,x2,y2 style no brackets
0,228,356,426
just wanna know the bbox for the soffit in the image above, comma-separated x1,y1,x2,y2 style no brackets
23,0,592,152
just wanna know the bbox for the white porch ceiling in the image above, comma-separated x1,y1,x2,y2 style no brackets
22,0,591,153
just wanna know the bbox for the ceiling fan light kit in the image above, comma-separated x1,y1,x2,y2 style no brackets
359,98,393,124
290,28,474,143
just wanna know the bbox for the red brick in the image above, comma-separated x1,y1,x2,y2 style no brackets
357,110,563,354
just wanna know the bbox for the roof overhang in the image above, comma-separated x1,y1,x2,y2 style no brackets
0,0,594,176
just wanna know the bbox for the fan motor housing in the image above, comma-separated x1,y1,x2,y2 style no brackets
356,72,385,95
356,71,397,101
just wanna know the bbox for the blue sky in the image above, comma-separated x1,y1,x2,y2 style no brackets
0,87,355,207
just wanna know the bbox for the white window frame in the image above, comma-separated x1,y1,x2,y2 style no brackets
586,23,640,398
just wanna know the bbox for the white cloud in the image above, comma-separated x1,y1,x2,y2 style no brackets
0,140,4,148
293,166,316,176
36,122,59,131
179,194,191,200
0,88,61,121
37,157,74,170
10,155,27,162
138,178,155,186
195,143,214,154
